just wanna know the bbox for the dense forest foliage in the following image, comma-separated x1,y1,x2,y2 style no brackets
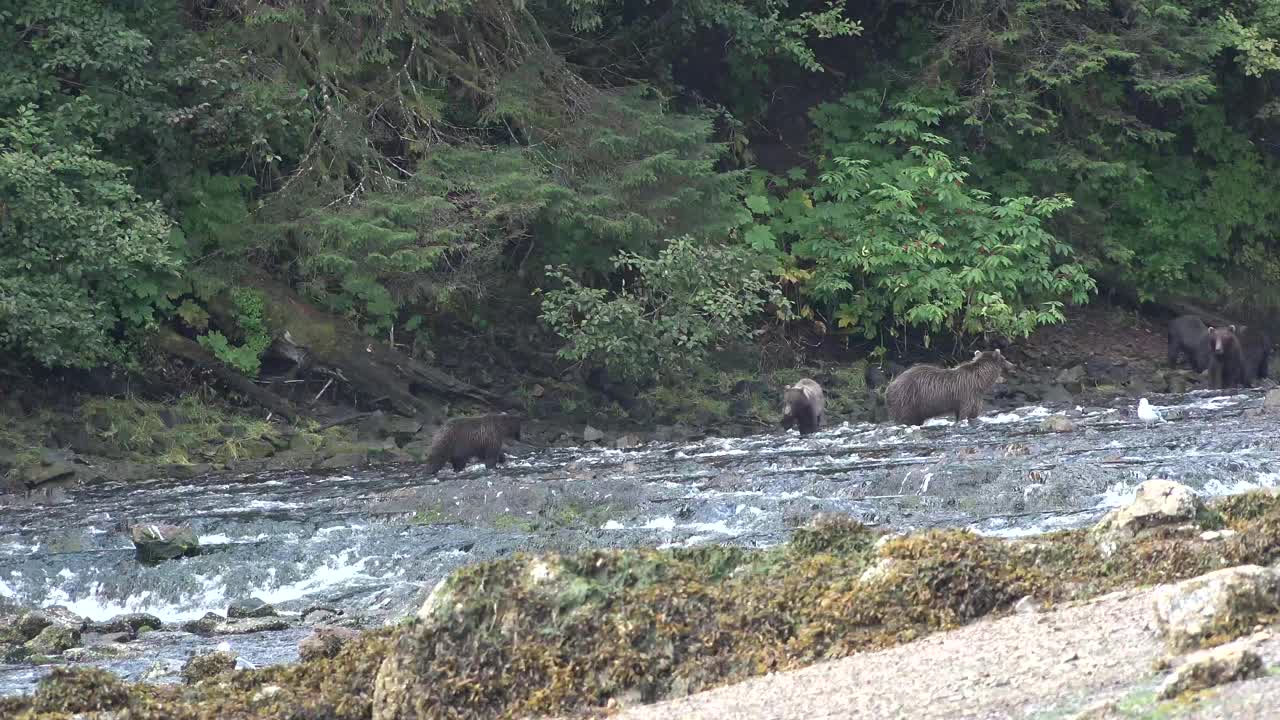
5,0,1280,388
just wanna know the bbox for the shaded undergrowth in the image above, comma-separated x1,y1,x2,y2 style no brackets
5,493,1280,720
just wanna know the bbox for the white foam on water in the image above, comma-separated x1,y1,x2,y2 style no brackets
35,573,230,623
0,578,15,598
253,551,375,606
1201,472,1280,498
978,412,1024,424
642,516,676,531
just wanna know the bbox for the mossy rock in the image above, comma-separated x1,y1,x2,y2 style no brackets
293,427,325,450
24,625,80,655
181,650,238,684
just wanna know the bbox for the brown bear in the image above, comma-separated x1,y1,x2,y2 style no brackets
1206,324,1270,389
1167,315,1211,373
780,378,825,436
863,360,906,391
424,413,523,475
886,349,1014,425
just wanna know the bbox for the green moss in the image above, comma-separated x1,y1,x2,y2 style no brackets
412,505,448,526
491,513,536,532
788,514,878,556
1216,491,1280,526
77,396,286,464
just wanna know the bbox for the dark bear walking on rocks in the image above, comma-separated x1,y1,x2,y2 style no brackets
886,350,1014,426
781,379,825,436
1207,325,1272,389
424,413,523,474
1167,315,1211,373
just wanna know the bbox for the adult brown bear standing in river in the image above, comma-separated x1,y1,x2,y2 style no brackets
781,378,825,436
424,413,523,474
886,350,1014,426
1206,325,1271,389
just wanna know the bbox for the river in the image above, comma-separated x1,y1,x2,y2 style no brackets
2,388,1278,694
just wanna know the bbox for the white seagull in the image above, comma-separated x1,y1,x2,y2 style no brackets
1136,398,1163,423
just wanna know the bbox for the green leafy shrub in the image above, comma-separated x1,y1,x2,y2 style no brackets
196,288,272,376
0,107,177,367
538,236,789,383
750,93,1095,343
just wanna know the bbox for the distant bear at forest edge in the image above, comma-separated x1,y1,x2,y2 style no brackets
424,413,523,475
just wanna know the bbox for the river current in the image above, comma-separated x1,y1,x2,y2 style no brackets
2,389,1278,694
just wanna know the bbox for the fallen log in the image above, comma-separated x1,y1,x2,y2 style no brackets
153,329,301,422
245,273,515,418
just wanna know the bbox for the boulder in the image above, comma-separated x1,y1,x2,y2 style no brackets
181,650,238,684
582,425,605,443
88,609,162,632
298,626,361,662
301,606,341,625
1040,384,1074,404
1055,365,1086,393
20,460,79,489
1040,415,1076,433
1151,565,1280,651
290,432,325,453
314,452,368,471
238,438,277,459
16,606,86,641
614,434,641,450
1264,389,1280,414
24,624,81,655
1092,480,1206,554
130,523,200,563
227,598,277,619
1157,638,1265,699
181,613,292,636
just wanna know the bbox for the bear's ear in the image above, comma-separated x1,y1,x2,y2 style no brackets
974,350,983,359
1230,324,1237,332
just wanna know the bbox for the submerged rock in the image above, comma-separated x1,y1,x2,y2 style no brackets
88,613,163,637
181,612,291,636
1157,637,1265,699
1151,565,1280,651
1040,415,1076,433
130,523,200,563
1264,389,1280,414
181,650,238,684
614,434,641,449
227,598,277,619
298,626,361,662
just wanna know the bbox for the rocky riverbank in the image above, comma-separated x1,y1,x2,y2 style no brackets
4,482,1280,719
